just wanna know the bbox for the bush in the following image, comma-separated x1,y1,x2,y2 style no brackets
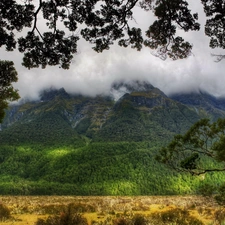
113,217,131,225
36,213,88,225
35,204,88,225
215,183,225,205
0,203,11,221
150,208,203,225
198,183,215,197
214,208,225,225
132,215,147,225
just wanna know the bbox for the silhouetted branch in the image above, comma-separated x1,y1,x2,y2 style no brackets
211,54,225,62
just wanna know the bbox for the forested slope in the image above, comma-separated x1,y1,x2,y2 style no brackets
0,81,225,195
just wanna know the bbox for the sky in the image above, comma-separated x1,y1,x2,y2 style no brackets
2,0,225,100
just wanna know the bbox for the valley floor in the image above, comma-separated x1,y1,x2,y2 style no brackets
0,195,222,225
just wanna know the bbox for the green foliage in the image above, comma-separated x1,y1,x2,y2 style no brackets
0,60,20,122
0,141,224,195
0,111,84,147
76,118,91,134
1,88,225,195
158,118,225,175
197,183,215,197
215,183,225,205
96,92,200,142
180,153,199,170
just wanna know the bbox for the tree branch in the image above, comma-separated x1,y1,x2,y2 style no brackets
32,0,43,33
192,167,225,176
211,53,225,62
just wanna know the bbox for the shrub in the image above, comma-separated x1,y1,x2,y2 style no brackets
132,215,147,225
198,183,215,197
214,208,225,225
36,213,88,225
215,183,225,205
35,204,88,225
150,208,203,225
0,203,11,221
113,217,131,225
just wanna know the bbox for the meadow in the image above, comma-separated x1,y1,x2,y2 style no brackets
0,195,224,225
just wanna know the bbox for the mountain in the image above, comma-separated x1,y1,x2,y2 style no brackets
0,81,225,195
1,82,203,143
170,90,225,119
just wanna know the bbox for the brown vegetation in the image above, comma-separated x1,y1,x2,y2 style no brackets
0,202,11,222
0,196,223,225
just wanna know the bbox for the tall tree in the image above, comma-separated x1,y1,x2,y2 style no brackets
0,61,20,122
156,118,225,175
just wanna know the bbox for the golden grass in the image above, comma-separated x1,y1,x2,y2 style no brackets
0,195,221,225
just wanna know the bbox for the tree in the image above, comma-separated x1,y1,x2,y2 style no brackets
156,118,225,175
0,0,224,70
0,61,20,122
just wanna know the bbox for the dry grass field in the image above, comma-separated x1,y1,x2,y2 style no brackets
0,195,224,225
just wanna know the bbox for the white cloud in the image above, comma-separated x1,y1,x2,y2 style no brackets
2,0,225,100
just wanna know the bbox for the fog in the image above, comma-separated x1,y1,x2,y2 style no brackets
2,0,225,100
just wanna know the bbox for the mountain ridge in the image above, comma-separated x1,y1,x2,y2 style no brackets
0,81,225,195
2,81,225,136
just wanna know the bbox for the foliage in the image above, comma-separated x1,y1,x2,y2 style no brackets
202,0,225,62
35,204,88,225
0,0,224,70
1,88,225,195
0,89,224,195
197,183,215,197
157,118,225,175
96,92,200,142
0,203,11,221
150,208,203,225
1,88,201,144
113,217,131,225
132,214,147,225
214,183,225,205
113,214,147,225
35,207,204,225
144,0,200,60
213,208,225,225
0,111,85,147
0,60,19,122
0,141,224,195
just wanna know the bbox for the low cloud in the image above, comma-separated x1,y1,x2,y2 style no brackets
4,0,225,100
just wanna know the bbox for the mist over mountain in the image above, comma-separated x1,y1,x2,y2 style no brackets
1,80,225,195
3,80,225,139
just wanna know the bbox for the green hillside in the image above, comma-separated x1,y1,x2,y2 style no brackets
0,142,224,195
0,83,225,195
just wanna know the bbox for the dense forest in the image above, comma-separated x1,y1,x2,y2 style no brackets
0,84,225,195
0,141,224,195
